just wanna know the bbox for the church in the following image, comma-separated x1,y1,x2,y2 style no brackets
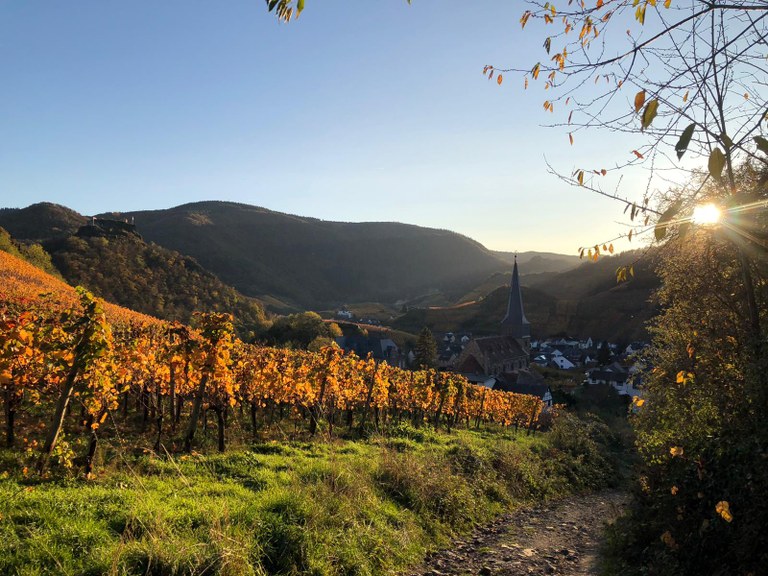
454,258,550,405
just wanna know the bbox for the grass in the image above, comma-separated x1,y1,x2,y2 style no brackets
0,418,621,576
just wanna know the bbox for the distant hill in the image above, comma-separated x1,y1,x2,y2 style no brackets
0,201,658,340
0,203,86,242
100,201,516,308
492,250,580,274
393,251,658,342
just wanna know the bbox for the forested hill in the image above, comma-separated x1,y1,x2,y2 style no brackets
0,203,86,241
100,201,516,307
42,233,267,337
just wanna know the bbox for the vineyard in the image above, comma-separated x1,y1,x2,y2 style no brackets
0,251,544,474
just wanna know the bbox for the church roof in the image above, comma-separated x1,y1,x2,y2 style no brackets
473,335,527,363
500,258,530,338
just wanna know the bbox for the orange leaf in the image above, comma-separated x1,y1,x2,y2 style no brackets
634,90,646,112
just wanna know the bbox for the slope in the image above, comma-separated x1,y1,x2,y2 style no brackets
43,232,267,336
0,249,159,327
101,201,513,308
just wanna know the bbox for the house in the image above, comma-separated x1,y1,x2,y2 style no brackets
550,356,575,370
335,335,403,367
585,361,643,397
485,369,553,407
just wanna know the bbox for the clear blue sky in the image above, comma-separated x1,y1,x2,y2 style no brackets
0,0,647,254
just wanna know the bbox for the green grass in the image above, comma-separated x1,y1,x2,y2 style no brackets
0,418,620,576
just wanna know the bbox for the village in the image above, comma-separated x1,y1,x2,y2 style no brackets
332,259,647,411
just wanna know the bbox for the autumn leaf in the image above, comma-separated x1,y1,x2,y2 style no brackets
634,90,646,112
675,123,695,160
641,99,659,130
632,149,644,159
708,147,726,179
497,74,503,86
670,446,684,457
716,501,733,522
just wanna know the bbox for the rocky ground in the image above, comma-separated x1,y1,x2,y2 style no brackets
407,491,628,576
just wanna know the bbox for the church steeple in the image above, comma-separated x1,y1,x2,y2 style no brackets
500,256,531,340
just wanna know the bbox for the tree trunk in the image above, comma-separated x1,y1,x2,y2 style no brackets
153,384,163,453
169,366,177,433
38,360,81,473
183,374,209,453
358,368,377,434
84,411,104,476
250,402,258,437
4,383,15,448
140,383,149,433
214,406,226,452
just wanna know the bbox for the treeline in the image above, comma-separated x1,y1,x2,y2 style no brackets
0,288,544,476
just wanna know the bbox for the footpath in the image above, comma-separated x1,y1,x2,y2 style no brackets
407,491,628,576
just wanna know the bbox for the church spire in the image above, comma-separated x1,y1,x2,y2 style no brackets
500,256,531,339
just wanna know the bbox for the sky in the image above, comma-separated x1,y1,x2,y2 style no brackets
0,0,656,254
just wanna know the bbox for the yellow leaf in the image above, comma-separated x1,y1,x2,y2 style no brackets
671,485,678,495
664,0,672,7
676,370,686,383
716,501,733,522
660,530,677,549
683,90,689,103
670,446,684,457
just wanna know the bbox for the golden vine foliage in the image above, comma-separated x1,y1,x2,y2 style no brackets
0,250,547,470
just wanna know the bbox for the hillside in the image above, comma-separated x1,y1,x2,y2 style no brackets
394,252,658,342
100,201,513,308
0,249,159,326
492,250,580,275
43,232,267,336
0,203,86,242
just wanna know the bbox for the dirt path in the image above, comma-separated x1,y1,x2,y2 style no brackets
407,491,628,576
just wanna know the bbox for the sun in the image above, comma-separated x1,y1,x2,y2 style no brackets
692,203,722,225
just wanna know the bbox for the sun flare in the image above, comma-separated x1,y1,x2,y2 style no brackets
692,203,722,225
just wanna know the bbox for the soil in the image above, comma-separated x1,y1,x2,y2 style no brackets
407,491,628,576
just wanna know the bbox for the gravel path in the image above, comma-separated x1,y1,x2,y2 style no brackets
407,491,628,576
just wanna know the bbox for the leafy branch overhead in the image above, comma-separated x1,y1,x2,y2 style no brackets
485,1,768,254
